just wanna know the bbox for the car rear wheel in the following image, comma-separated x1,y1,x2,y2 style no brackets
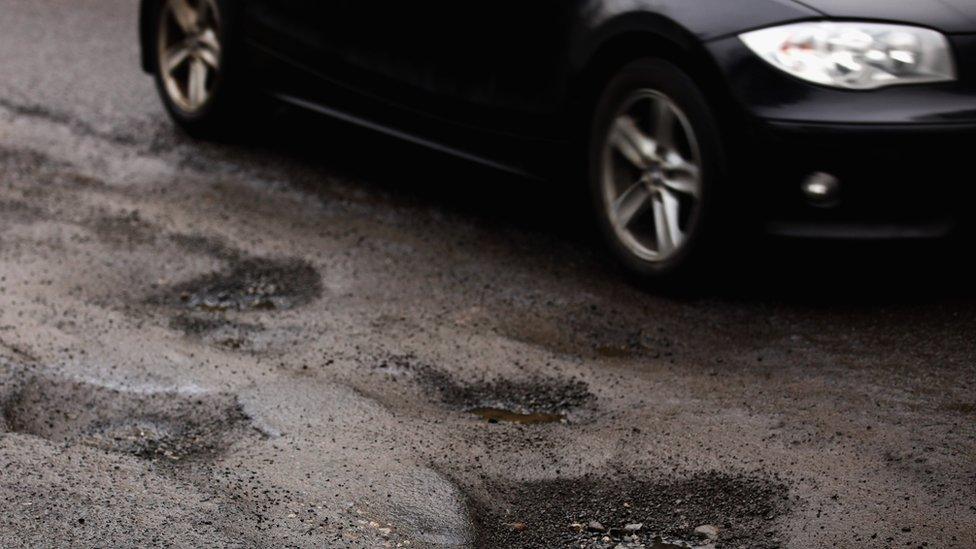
152,0,244,138
590,58,725,283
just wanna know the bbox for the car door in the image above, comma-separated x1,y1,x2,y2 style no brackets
242,0,573,140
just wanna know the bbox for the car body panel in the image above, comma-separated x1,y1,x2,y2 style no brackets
241,0,573,133
238,0,817,135
793,0,976,33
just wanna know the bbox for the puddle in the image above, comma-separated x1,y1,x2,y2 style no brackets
469,407,564,425
152,256,322,312
376,356,594,422
472,471,789,549
1,375,259,463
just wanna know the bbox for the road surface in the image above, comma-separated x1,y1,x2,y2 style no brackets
0,2,973,547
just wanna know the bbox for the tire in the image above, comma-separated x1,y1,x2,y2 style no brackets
150,0,248,139
588,58,726,284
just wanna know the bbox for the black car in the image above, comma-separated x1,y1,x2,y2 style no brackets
140,0,976,281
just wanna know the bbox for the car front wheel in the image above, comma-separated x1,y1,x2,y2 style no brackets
590,58,726,283
152,0,244,138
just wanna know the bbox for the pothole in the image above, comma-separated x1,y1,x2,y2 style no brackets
151,256,323,312
472,472,790,548
1,376,259,464
375,355,594,423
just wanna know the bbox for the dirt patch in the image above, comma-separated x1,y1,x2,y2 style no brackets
594,328,675,359
1,375,258,464
497,305,680,360
0,98,143,146
941,401,976,415
152,256,322,312
0,198,44,225
170,233,242,262
375,356,594,420
472,471,790,548
91,210,158,247
169,314,265,350
0,146,53,176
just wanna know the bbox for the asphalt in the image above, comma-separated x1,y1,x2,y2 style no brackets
0,1,974,548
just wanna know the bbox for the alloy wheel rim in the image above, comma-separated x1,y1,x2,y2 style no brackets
601,89,703,263
157,0,221,114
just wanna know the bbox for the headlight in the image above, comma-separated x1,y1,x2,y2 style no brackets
739,22,956,90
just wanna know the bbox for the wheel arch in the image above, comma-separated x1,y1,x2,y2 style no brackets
139,0,160,73
566,15,739,146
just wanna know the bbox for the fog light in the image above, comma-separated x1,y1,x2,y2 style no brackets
801,172,840,207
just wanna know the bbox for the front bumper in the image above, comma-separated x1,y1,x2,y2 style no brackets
706,33,976,239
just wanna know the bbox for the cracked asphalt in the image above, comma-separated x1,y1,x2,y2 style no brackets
1,1,974,547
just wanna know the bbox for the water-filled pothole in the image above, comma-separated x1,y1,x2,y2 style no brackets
1,376,258,464
472,471,790,548
375,356,594,423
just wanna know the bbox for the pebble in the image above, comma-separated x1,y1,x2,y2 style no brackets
695,524,720,540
